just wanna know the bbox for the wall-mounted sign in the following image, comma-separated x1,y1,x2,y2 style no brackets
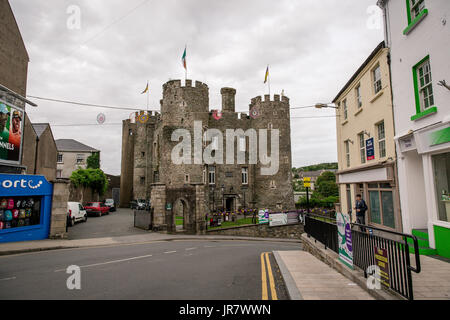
0,100,24,165
258,209,269,224
166,203,172,211
337,212,353,269
366,138,375,161
269,213,288,227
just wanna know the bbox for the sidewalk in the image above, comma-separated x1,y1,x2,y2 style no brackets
274,251,374,300
413,255,450,300
0,233,301,256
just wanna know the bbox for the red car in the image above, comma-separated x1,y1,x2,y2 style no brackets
84,202,110,217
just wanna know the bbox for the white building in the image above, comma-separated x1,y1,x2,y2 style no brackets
55,139,99,179
378,0,450,258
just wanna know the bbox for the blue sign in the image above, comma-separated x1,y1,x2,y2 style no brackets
366,138,375,161
0,174,53,243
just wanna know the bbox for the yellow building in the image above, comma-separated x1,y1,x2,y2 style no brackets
334,41,401,232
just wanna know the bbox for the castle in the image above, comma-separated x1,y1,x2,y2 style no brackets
120,79,295,233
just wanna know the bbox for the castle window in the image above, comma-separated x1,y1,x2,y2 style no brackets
141,152,145,157
268,123,273,130
140,176,145,185
242,168,248,185
270,180,276,189
185,174,190,184
208,166,216,185
153,171,159,182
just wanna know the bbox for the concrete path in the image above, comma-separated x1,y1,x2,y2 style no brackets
0,233,301,256
413,255,450,300
274,250,374,300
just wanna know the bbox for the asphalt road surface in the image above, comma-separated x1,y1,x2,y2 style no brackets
0,240,299,300
68,208,147,240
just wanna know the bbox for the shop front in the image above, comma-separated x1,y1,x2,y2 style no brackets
0,174,53,243
397,122,450,258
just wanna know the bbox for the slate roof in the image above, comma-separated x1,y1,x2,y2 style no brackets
55,139,99,152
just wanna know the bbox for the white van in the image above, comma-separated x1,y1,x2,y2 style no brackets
67,202,88,226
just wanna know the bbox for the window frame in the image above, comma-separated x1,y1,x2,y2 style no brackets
372,65,382,94
342,99,348,120
359,133,366,164
377,121,386,159
355,84,362,109
241,167,248,185
208,166,216,185
368,183,396,229
411,56,437,122
345,140,350,168
76,154,85,164
57,153,63,164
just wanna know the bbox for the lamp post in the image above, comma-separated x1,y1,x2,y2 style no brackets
221,184,225,212
211,186,215,212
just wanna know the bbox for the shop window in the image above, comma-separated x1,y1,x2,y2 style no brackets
432,152,450,223
368,183,395,229
0,197,42,230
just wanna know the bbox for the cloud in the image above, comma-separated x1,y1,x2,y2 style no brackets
9,0,383,174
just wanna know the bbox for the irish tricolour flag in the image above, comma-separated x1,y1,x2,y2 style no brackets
182,46,187,70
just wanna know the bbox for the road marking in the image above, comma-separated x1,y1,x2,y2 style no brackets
0,276,16,281
54,254,153,272
185,247,197,251
164,251,177,254
261,252,268,300
264,252,278,300
204,245,216,248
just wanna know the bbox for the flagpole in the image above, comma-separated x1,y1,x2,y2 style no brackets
185,44,187,81
268,65,271,96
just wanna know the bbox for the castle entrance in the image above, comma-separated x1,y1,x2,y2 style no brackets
173,197,189,232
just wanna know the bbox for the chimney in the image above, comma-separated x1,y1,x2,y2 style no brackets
221,87,236,113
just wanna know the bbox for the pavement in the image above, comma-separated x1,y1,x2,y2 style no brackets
274,251,374,300
0,239,297,300
413,255,450,300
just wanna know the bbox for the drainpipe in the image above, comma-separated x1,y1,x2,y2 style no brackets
33,136,39,174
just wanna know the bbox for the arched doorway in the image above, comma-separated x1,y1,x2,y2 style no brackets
173,198,189,232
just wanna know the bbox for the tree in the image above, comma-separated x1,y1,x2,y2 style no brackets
86,152,100,169
70,168,108,202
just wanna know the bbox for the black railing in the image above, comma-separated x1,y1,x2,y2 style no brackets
351,223,421,300
304,214,338,253
304,214,421,300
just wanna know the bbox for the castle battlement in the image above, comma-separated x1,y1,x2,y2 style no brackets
163,79,209,91
250,94,290,106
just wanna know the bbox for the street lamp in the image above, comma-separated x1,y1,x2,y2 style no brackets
314,103,338,109
221,184,225,212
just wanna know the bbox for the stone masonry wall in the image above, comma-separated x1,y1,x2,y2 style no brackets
49,179,70,239
207,222,304,239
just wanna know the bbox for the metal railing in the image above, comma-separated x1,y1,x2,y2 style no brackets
351,222,421,300
304,214,421,300
304,214,338,253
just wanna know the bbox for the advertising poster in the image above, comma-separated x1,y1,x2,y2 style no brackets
366,138,375,161
374,246,390,288
337,212,353,269
0,100,24,164
269,213,287,227
258,209,269,224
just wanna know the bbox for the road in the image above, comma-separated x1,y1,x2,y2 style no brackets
0,240,299,300
68,208,148,240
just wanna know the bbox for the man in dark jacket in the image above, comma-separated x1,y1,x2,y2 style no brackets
355,194,368,231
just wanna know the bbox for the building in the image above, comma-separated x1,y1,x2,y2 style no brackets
120,79,295,214
333,41,401,231
55,139,100,178
378,0,450,258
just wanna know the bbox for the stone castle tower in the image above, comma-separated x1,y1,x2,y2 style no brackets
120,79,295,213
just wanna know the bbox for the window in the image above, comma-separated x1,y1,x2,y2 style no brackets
432,152,450,223
239,136,246,152
377,121,386,158
153,171,159,182
141,152,145,157
416,58,434,111
356,84,362,108
185,174,190,184
57,153,63,163
56,170,62,178
76,154,84,164
268,123,273,130
242,168,248,185
368,183,395,229
345,140,350,167
359,133,366,164
343,99,348,120
129,129,133,136
373,65,382,94
270,180,276,189
208,166,216,185
140,176,145,185
409,0,425,21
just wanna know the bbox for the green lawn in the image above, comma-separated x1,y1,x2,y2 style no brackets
208,217,259,230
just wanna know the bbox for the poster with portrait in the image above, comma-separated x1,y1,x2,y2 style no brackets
0,100,24,164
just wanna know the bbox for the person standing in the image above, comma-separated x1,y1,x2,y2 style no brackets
355,194,368,231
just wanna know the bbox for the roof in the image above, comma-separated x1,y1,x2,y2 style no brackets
55,139,99,152
332,41,385,103
32,123,49,138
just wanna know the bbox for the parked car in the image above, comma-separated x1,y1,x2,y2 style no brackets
67,202,88,227
104,199,116,212
84,202,110,217
130,199,147,210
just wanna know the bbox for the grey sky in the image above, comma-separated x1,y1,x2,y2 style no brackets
10,0,383,175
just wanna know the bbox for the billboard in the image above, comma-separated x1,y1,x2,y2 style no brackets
0,100,24,164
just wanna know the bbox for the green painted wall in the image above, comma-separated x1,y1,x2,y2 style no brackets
434,225,450,259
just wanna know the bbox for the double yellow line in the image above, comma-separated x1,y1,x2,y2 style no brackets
260,252,278,300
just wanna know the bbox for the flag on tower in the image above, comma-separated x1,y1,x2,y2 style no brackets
264,65,269,84
182,46,187,70
141,82,149,94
